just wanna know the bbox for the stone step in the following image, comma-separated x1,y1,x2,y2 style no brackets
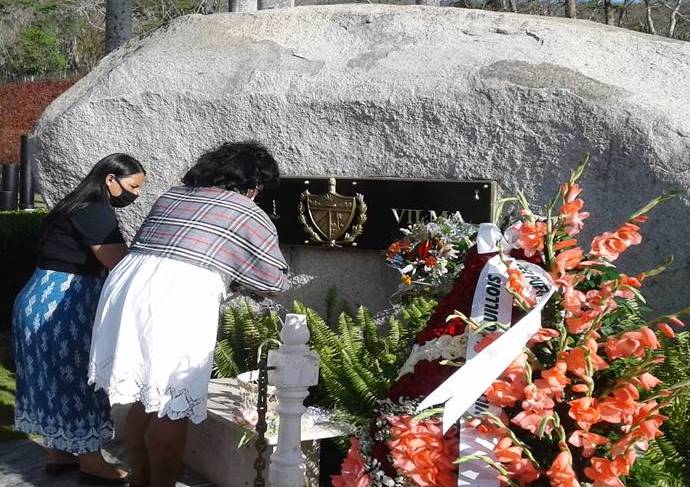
183,378,347,487
0,438,209,487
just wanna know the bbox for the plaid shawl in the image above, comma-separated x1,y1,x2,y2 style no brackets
131,186,288,293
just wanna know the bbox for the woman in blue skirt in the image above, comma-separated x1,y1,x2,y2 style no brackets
12,153,146,485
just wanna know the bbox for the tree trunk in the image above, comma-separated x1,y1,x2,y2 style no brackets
603,0,615,24
229,0,257,11
105,0,132,53
669,0,683,37
617,0,631,26
416,0,441,5
508,0,517,12
565,0,577,18
645,0,657,33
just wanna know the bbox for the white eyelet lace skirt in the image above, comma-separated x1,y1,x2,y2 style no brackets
88,253,225,424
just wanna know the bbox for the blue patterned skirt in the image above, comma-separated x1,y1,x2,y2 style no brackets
12,269,113,454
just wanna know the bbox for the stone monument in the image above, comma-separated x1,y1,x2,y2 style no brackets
29,5,690,313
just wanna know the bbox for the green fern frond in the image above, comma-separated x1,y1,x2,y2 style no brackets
631,331,690,485
213,296,437,426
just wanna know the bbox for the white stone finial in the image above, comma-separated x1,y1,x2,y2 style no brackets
268,313,319,487
281,313,309,348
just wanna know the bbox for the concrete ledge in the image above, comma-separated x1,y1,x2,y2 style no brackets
184,379,347,487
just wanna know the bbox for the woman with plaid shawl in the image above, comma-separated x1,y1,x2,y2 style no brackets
88,142,289,487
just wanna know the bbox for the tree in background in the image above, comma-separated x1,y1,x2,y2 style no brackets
106,0,132,52
0,0,688,80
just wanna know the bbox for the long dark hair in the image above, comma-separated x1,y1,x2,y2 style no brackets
182,141,280,192
42,153,146,234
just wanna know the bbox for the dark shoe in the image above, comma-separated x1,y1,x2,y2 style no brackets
79,471,130,485
45,462,80,475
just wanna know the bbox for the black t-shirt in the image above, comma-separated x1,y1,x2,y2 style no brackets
37,202,125,276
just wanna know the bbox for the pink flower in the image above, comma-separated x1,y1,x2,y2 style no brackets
511,409,554,435
332,437,371,487
568,430,608,457
554,247,584,275
507,221,547,258
546,451,581,487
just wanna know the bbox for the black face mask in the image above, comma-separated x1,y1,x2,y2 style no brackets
110,178,139,208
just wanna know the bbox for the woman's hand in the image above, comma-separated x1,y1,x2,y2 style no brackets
90,243,128,270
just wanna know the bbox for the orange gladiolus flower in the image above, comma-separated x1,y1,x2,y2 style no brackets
586,288,615,313
495,437,541,486
569,397,601,431
554,247,584,275
522,383,556,411
562,182,584,203
632,401,667,441
566,309,599,334
546,451,581,487
616,222,642,247
508,267,536,306
604,326,660,360
598,384,639,424
509,221,547,258
619,273,643,289
486,379,525,408
568,430,609,457
590,232,628,262
387,416,458,487
584,457,626,487
631,372,662,391
331,437,371,487
560,285,586,315
528,327,561,346
657,322,675,338
560,198,590,236
494,436,522,463
562,347,607,382
511,409,554,435
554,238,578,251
534,361,570,401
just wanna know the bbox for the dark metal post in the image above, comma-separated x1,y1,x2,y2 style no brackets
253,348,270,487
19,135,34,210
0,164,19,210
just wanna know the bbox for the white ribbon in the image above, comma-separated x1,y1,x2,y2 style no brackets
456,252,514,486
416,224,555,435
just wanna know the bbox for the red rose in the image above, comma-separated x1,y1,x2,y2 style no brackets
417,240,432,259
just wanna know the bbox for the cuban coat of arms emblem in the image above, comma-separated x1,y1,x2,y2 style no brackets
297,177,367,247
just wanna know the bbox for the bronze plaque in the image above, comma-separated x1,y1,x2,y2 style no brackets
257,177,495,250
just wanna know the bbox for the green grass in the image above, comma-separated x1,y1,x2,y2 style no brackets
0,361,27,442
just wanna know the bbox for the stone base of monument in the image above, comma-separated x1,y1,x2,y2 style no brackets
183,378,347,487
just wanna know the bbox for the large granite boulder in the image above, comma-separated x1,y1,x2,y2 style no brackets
30,5,690,313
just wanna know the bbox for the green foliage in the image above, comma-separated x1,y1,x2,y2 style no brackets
9,27,67,75
629,332,690,486
0,210,46,332
0,362,28,442
213,300,281,377
214,296,437,424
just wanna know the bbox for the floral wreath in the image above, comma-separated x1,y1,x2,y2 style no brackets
333,157,689,487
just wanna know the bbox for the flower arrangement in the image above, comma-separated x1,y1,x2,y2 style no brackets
333,158,689,487
456,159,688,487
386,212,476,290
